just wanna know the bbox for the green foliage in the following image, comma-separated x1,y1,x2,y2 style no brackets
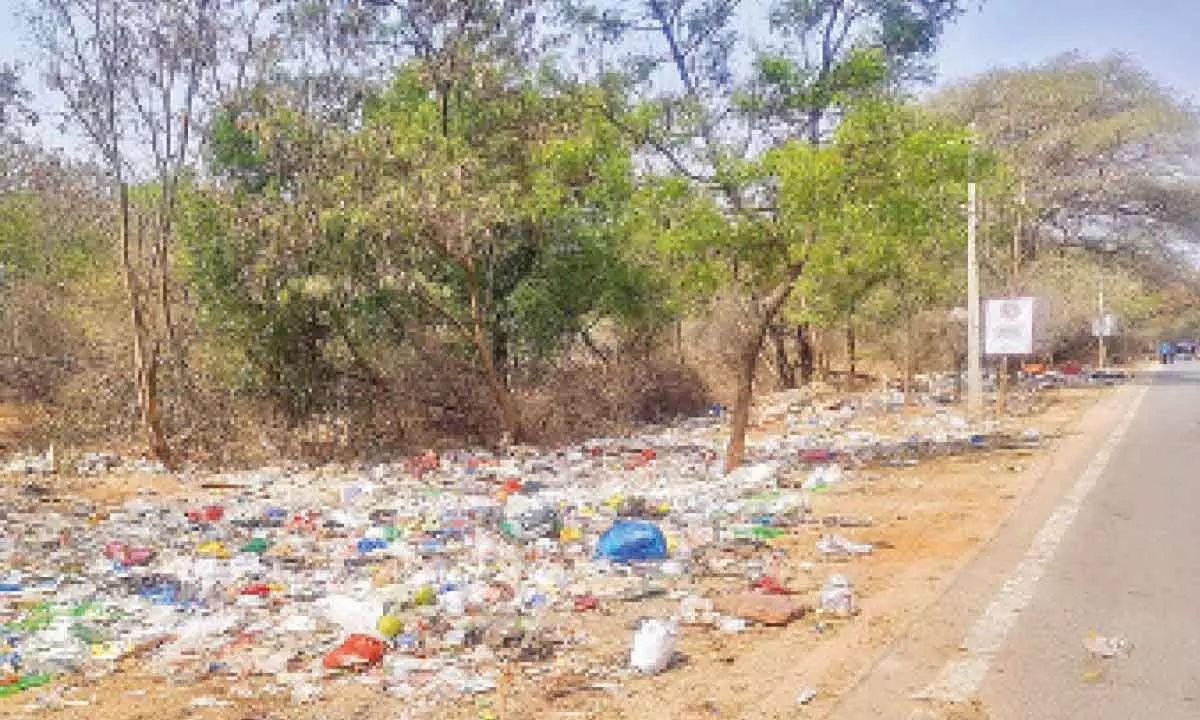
208,105,270,193
0,185,111,285
354,62,665,358
179,59,666,419
774,99,980,325
0,194,37,278
629,96,985,333
741,47,890,120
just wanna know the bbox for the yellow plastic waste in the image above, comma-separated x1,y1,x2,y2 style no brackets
377,614,403,638
195,541,230,559
90,641,131,660
559,526,582,543
413,585,436,606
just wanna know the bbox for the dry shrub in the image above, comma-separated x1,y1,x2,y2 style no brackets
676,294,757,404
163,334,504,468
336,341,502,456
42,358,137,449
15,289,709,467
519,351,710,445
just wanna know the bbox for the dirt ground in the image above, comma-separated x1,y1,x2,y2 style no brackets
0,386,1107,720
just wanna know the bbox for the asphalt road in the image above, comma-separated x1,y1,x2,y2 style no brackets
979,365,1200,719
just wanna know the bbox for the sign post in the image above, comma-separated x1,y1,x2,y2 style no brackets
985,297,1036,356
1091,314,1119,369
985,297,1036,413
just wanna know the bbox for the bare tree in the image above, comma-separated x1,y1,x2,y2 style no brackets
28,0,223,464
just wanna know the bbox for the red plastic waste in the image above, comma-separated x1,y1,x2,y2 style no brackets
624,450,654,470
102,542,153,566
124,547,154,565
752,575,796,595
240,583,272,597
799,449,833,463
574,594,600,612
185,505,225,523
322,634,385,670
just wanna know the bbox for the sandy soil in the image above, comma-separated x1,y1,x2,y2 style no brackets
0,387,1105,720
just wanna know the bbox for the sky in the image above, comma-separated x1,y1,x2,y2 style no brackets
933,0,1200,103
1,0,1198,147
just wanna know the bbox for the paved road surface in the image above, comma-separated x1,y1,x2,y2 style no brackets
978,366,1200,718
830,366,1200,719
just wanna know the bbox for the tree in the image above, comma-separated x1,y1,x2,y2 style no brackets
0,63,33,134
354,63,656,441
562,0,973,470
627,97,977,469
744,0,969,384
931,53,1200,354
26,0,232,464
931,53,1200,259
786,100,982,387
183,60,655,441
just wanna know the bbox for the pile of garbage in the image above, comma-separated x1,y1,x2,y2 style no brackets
0,392,1042,710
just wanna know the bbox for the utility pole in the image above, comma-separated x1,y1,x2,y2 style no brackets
967,180,982,420
1013,181,1024,288
1098,271,1106,369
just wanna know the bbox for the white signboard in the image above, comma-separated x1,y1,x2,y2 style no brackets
984,297,1035,356
1091,314,1119,338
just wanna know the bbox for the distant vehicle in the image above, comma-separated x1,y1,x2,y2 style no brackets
1174,341,1196,361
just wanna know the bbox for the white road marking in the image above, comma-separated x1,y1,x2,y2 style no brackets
916,383,1150,702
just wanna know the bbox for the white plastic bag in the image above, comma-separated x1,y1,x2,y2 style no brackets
630,618,677,674
316,594,384,635
819,574,854,615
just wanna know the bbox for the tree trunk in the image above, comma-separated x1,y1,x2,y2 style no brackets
770,324,796,388
464,260,523,443
998,355,1009,413
724,270,804,473
846,320,857,392
156,211,175,351
797,322,815,385
724,331,766,474
903,311,915,406
120,184,170,465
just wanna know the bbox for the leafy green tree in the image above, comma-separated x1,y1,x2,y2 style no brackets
626,97,978,467
183,61,657,439
562,0,974,469
738,0,971,382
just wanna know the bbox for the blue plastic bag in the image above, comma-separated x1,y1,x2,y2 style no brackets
595,521,668,562
357,537,388,554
